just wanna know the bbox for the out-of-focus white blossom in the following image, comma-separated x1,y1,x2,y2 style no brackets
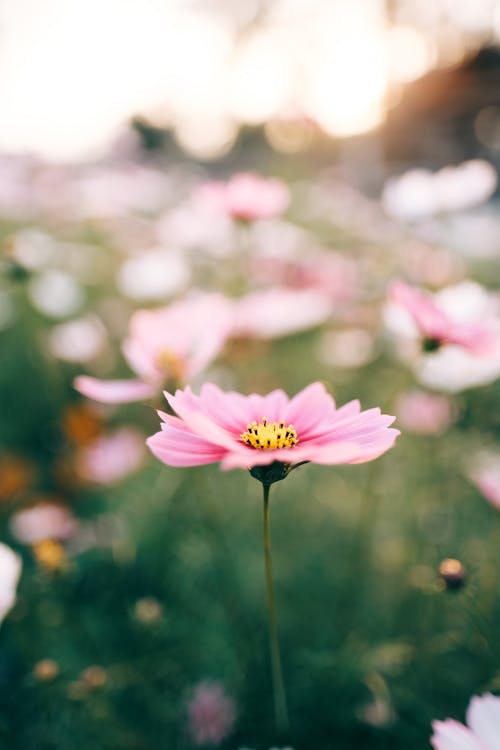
382,160,497,221
28,270,85,318
117,249,190,300
47,316,107,363
0,543,22,626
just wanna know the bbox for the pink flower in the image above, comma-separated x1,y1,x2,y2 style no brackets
231,287,332,339
187,681,236,746
251,249,359,307
396,390,454,435
74,293,233,404
75,428,146,484
9,502,78,544
468,457,500,509
388,280,497,355
431,693,500,750
196,173,289,221
147,382,399,476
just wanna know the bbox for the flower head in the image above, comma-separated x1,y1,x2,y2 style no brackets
388,280,497,355
74,292,232,404
196,173,289,222
431,692,500,750
147,382,399,480
187,681,236,746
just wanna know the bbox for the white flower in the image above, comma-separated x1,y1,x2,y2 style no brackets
432,693,500,750
0,543,22,625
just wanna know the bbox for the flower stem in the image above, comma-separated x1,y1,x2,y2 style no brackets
262,483,289,733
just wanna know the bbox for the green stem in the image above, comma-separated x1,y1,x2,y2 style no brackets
262,483,289,732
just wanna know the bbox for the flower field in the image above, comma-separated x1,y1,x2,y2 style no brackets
1,150,500,750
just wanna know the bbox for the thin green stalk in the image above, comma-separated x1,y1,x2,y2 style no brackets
262,483,289,732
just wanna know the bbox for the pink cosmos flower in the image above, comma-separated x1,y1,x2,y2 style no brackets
9,502,78,544
396,390,454,435
147,382,399,476
231,287,332,339
75,427,146,484
187,681,236,746
431,692,500,750
388,280,497,355
74,293,233,404
195,173,290,221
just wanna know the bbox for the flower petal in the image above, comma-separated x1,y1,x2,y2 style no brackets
147,426,226,467
431,719,485,750
466,693,500,750
74,376,157,404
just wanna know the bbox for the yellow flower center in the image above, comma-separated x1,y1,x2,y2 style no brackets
240,417,298,450
156,349,186,383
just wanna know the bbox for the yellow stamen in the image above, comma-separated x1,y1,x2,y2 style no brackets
156,349,186,383
240,417,298,450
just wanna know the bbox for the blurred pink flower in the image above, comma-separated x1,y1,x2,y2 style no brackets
147,382,399,472
74,293,233,404
187,681,236,746
195,173,289,221
388,280,497,355
396,390,454,435
75,428,146,484
9,502,78,544
232,287,332,339
469,457,500,509
431,693,500,750
251,249,358,307
0,543,22,626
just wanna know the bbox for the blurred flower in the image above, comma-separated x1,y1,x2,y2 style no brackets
147,382,399,475
74,165,171,219
382,160,497,221
8,229,57,270
195,173,289,221
81,665,107,689
318,328,375,369
48,315,107,363
396,390,454,435
251,247,359,307
232,287,332,339
431,692,500,750
438,558,467,590
156,202,234,257
0,454,34,501
386,281,500,392
62,403,103,446
133,597,163,624
75,293,233,404
387,280,497,355
468,455,500,509
75,428,146,484
28,270,85,319
117,248,190,301
187,681,236,746
0,543,22,626
33,659,60,682
10,502,77,545
32,539,67,572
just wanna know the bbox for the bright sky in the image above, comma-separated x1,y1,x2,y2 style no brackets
0,0,483,161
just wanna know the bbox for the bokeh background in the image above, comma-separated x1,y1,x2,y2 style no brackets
2,1,500,748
